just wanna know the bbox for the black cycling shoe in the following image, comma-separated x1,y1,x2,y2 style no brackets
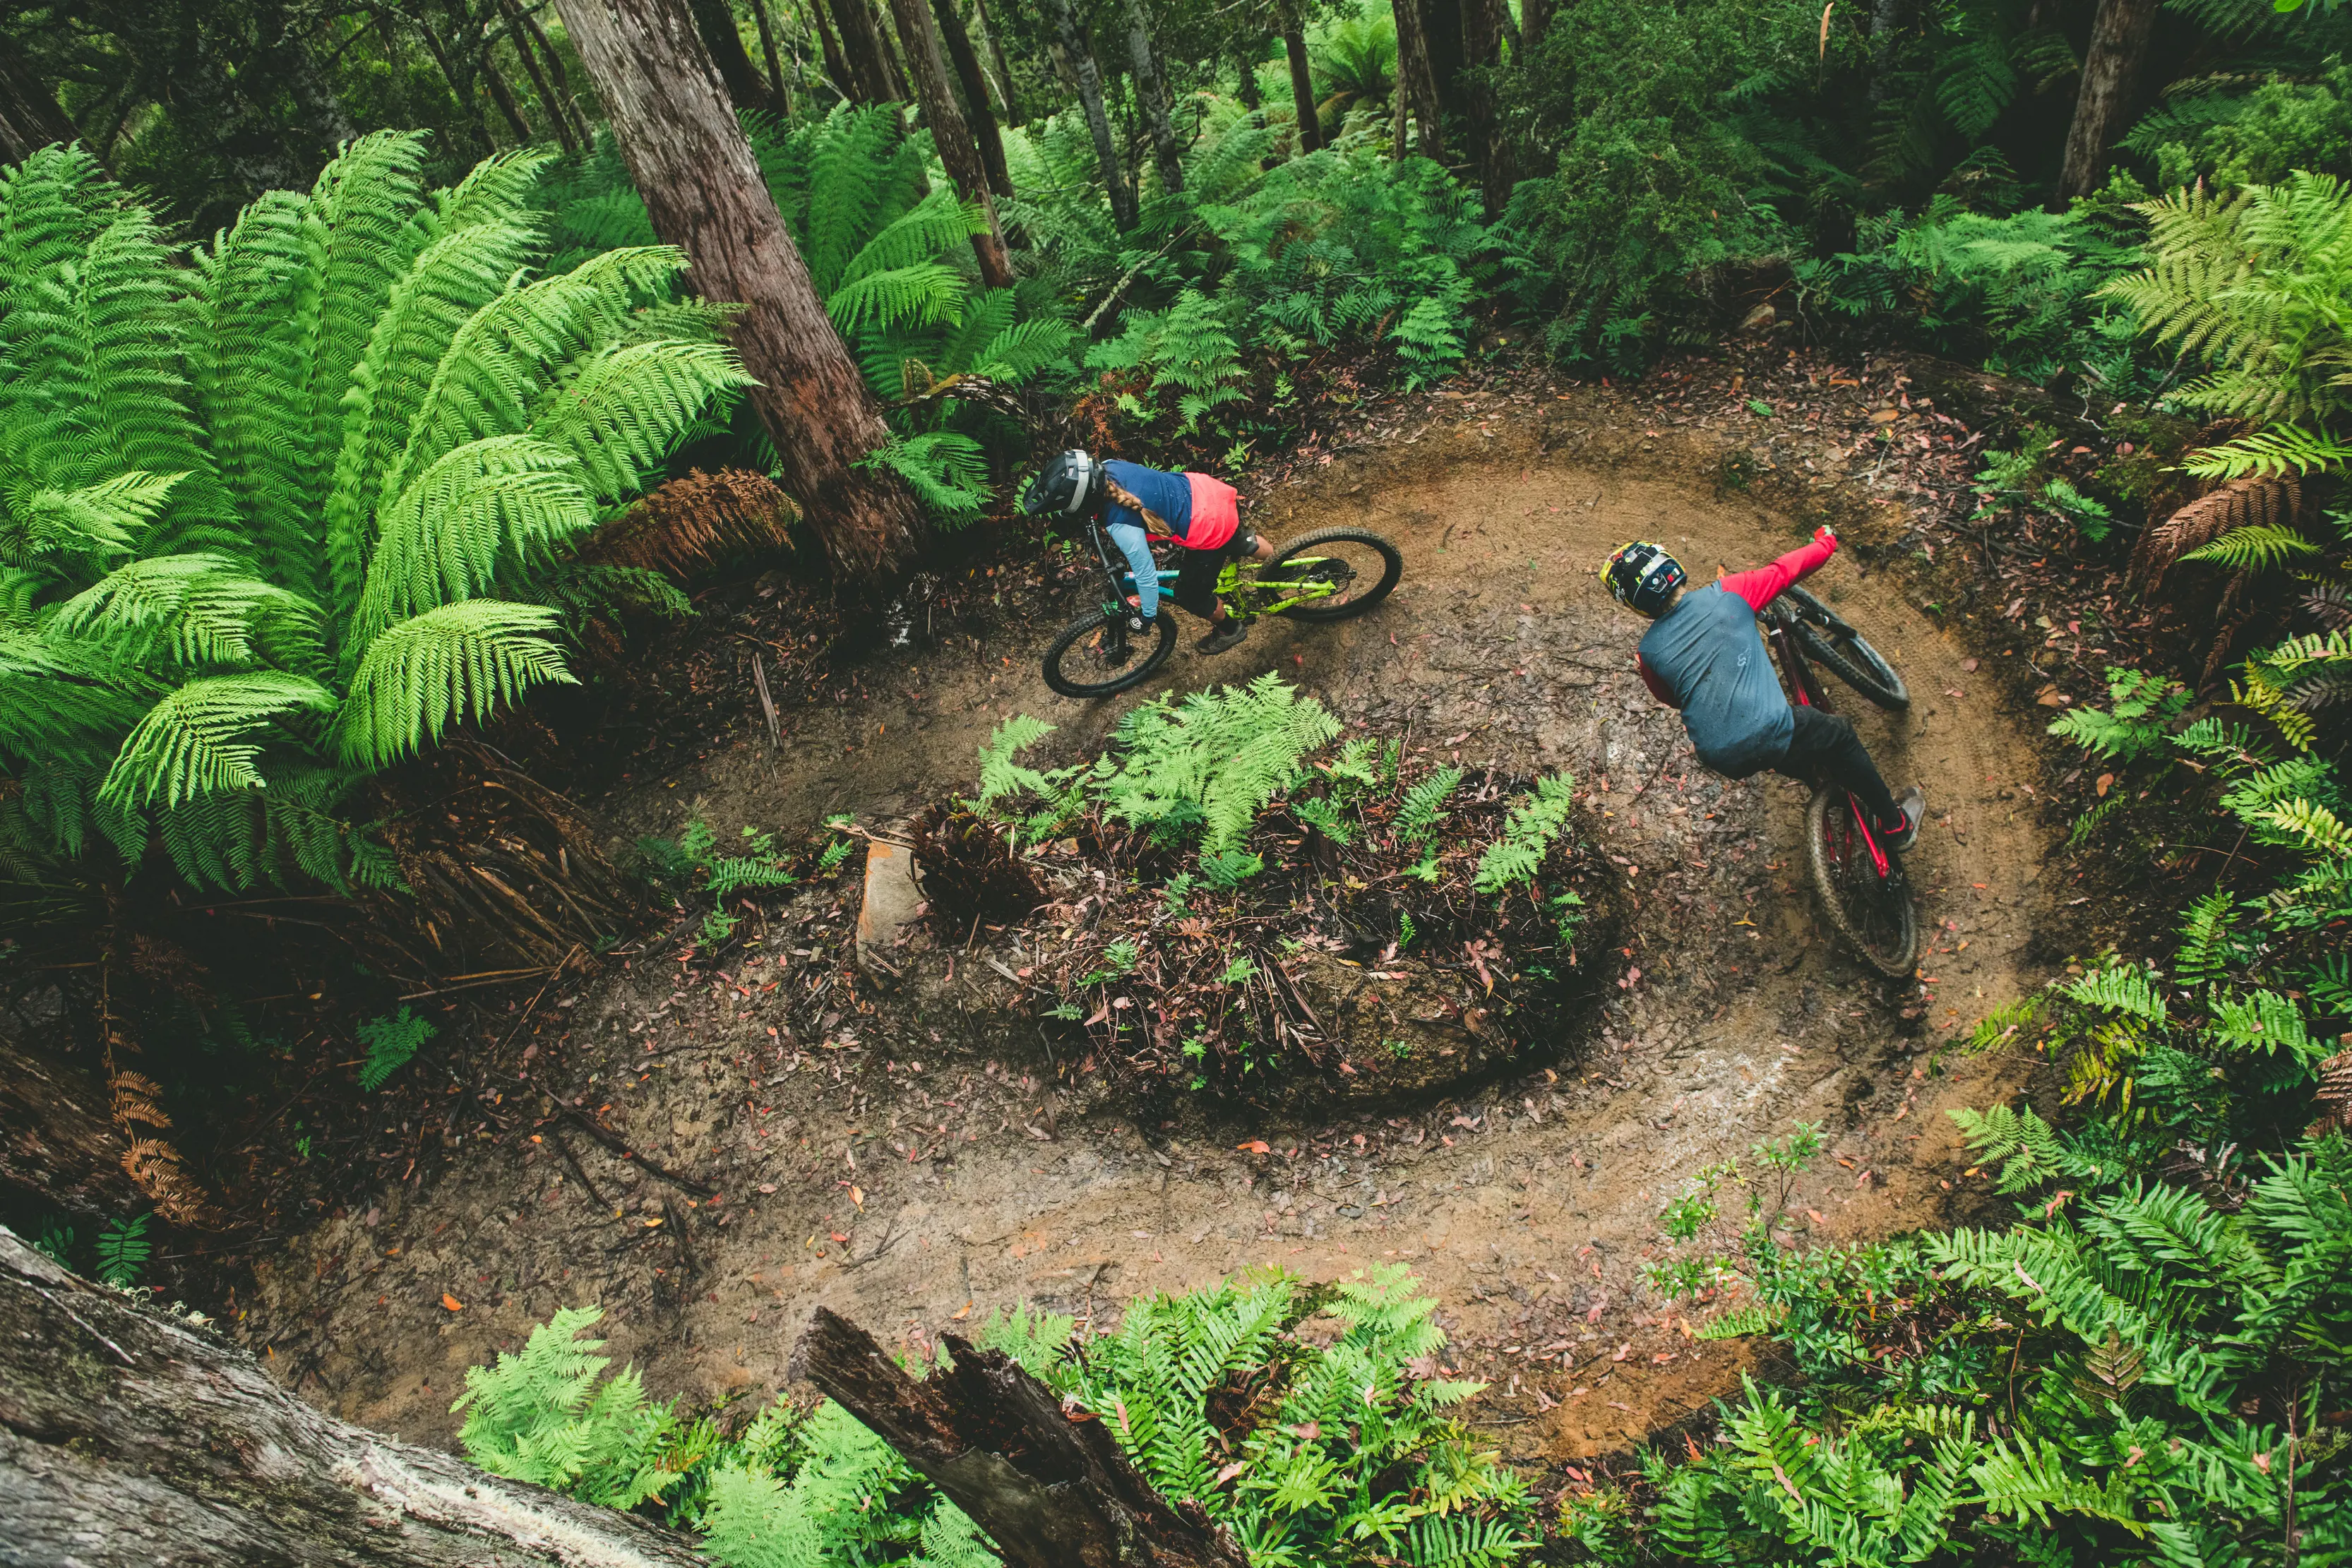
1196,621,1248,655
1880,786,1926,854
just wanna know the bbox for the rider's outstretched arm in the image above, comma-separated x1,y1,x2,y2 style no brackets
1106,520,1159,617
1720,526,1837,611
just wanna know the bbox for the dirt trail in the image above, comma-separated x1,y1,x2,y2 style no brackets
241,393,2051,1470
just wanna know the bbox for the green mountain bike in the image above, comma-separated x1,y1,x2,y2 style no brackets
1042,522,1404,698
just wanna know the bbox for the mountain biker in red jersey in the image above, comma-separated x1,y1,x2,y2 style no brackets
1601,530,1926,851
1021,449,1275,655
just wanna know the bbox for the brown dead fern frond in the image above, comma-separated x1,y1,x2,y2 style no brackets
578,467,798,578
121,1137,222,1228
109,1070,172,1131
2133,472,2300,588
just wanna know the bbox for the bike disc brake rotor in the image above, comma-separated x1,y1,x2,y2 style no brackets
1069,619,1138,675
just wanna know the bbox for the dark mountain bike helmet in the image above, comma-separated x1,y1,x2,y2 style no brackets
1601,540,1688,617
1021,449,1105,518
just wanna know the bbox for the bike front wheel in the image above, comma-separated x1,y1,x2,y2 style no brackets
1042,609,1176,698
1260,527,1404,622
1805,787,1919,978
1782,586,1909,710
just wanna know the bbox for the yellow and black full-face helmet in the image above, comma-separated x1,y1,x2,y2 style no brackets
1600,540,1688,617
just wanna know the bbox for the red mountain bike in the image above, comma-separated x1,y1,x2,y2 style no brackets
1761,585,1918,976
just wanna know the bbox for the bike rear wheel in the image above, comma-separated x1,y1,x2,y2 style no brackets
1781,587,1909,710
1260,527,1404,622
1042,609,1176,698
1805,786,1919,978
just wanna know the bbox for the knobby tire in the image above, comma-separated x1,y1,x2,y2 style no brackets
1263,527,1404,622
1805,787,1919,978
1041,609,1175,698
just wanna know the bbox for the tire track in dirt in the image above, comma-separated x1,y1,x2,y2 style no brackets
246,401,2053,1467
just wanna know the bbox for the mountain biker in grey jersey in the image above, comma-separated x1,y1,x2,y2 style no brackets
1603,530,1926,851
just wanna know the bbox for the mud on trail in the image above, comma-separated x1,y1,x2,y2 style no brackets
241,382,2054,1473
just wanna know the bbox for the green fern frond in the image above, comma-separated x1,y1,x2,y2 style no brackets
336,601,575,770
97,671,334,810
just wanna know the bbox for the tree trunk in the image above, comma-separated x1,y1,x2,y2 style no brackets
482,54,536,143
971,0,1022,125
0,1228,708,1567
515,0,598,145
1421,0,1466,126
1392,0,1444,160
2058,0,2156,201
556,0,926,576
1282,25,1320,152
0,1039,143,1226
501,0,581,150
0,49,78,165
808,0,862,100
874,0,915,98
1124,0,1184,193
793,1305,1250,1568
1866,0,1915,104
749,0,795,112
1235,40,1261,108
1462,0,1508,213
691,0,785,112
933,0,1014,196
887,0,1015,285
1521,0,1551,60
1043,0,1135,230
829,0,901,102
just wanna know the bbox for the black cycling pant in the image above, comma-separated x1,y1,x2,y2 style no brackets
1772,705,1901,829
1172,532,1258,621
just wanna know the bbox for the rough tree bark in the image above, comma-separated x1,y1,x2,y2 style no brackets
0,1039,143,1225
1124,0,1185,193
1282,21,1322,152
0,1229,708,1567
887,0,1015,285
873,0,915,98
794,1305,1250,1568
972,0,1023,125
0,49,77,165
933,0,1013,196
1420,0,1466,126
1867,0,1916,105
482,53,537,143
556,0,926,576
1044,0,1136,230
829,0,902,102
2058,0,2157,201
690,0,786,113
500,0,580,150
1392,0,1445,160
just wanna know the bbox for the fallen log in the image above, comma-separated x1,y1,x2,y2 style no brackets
0,1226,705,1567
792,1305,1248,1568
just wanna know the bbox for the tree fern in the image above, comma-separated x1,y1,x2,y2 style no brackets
336,601,574,769
1474,773,1577,895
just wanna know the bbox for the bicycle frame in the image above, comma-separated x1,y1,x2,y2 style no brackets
1763,598,1893,881
1080,521,1342,621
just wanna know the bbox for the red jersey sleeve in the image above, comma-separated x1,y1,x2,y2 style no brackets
1719,530,1837,611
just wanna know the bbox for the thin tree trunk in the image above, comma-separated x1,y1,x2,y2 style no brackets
413,13,496,157
749,0,794,111
1462,0,1508,213
0,1228,710,1567
933,0,1013,196
482,53,536,142
556,0,926,576
0,49,78,164
829,0,900,102
516,0,597,144
1235,40,1261,108
887,0,1014,285
1282,24,1320,152
794,1306,1250,1568
1044,0,1135,229
1392,0,1443,159
1124,0,1184,193
1866,0,1915,104
873,0,914,97
2058,0,2156,201
809,0,862,100
971,0,1022,125
691,0,785,112
501,0,580,150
